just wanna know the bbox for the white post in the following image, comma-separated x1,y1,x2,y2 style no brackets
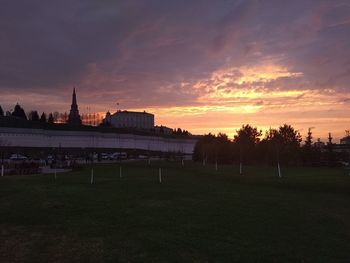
90,168,94,184
159,167,162,183
182,159,184,167
277,162,282,178
148,158,151,165
119,166,122,178
215,161,218,171
239,162,243,175
1,164,4,177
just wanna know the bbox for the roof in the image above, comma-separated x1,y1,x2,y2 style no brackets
111,110,154,116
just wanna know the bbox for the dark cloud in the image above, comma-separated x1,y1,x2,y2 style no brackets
0,0,141,87
0,0,349,111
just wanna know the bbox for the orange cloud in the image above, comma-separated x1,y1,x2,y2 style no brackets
125,63,349,142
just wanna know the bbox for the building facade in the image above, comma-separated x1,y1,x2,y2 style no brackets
105,111,154,130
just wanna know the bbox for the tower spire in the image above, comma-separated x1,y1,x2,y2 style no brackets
68,87,82,125
72,87,77,106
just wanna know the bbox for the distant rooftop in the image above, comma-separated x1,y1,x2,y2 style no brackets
112,110,154,116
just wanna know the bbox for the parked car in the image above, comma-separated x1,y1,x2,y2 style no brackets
10,154,28,161
110,152,127,160
101,153,111,160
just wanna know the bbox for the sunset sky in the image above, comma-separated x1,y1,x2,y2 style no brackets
1,0,349,141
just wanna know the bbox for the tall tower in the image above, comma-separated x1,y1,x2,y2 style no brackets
68,87,82,125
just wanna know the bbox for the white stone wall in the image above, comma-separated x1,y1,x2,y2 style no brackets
0,127,197,154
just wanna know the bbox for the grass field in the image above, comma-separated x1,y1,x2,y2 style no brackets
0,161,349,262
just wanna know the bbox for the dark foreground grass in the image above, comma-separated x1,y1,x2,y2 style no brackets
0,161,349,262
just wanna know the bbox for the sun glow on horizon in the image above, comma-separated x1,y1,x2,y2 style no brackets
122,62,349,142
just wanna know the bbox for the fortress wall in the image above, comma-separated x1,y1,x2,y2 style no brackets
0,127,197,154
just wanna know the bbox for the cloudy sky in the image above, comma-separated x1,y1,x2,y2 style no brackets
1,0,350,141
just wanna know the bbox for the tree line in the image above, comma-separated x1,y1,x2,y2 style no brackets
0,103,57,124
193,124,346,169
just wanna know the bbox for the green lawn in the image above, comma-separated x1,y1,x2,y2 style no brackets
0,161,349,262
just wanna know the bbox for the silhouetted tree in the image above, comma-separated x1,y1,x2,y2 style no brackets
173,128,191,136
313,138,324,165
0,105,4,117
215,133,232,164
260,124,302,167
63,112,68,123
53,112,59,123
28,110,40,121
326,133,336,167
302,128,314,166
40,112,47,122
262,129,281,159
262,128,285,176
12,104,27,120
233,124,262,174
48,113,54,124
193,133,216,164
305,128,313,148
278,124,302,165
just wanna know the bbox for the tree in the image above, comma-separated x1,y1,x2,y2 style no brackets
12,104,27,120
0,105,4,117
28,110,40,121
326,133,336,167
278,124,302,165
305,128,313,148
302,128,314,166
193,133,216,165
313,138,324,165
173,128,191,136
215,133,232,164
260,124,302,168
262,128,284,177
174,128,182,135
40,112,47,123
53,112,60,123
48,113,54,124
63,112,68,123
233,125,262,174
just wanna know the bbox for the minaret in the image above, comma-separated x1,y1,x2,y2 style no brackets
68,87,82,125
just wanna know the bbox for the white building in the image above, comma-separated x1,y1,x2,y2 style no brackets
105,110,154,130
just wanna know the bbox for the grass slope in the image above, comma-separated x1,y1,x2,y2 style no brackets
0,161,349,262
